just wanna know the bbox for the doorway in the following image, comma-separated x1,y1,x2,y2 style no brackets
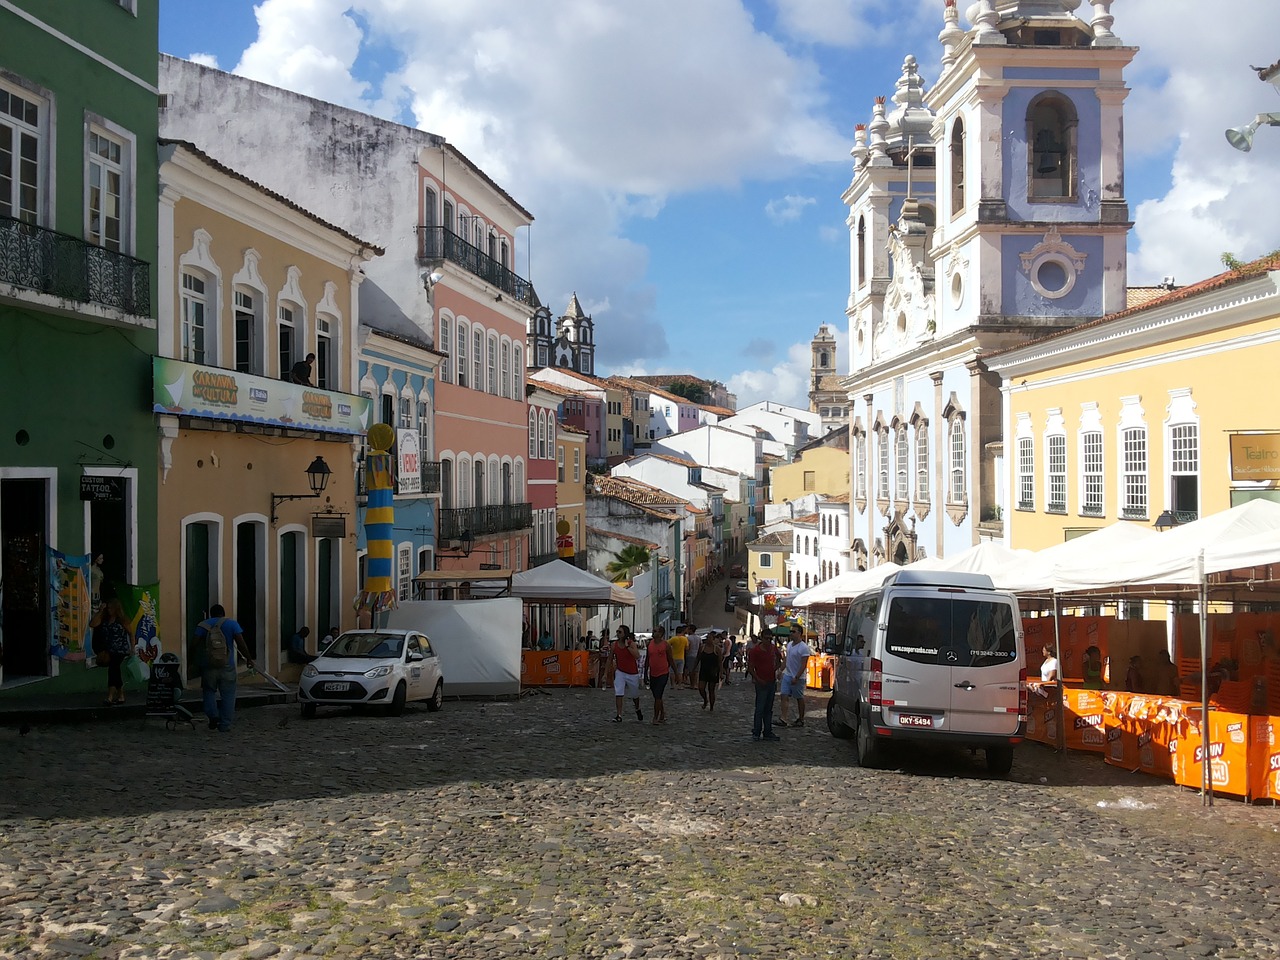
89,490,130,601
1,478,50,678
236,522,262,660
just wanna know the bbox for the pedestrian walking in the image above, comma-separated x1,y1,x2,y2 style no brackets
195,603,254,733
610,626,643,723
668,626,688,691
747,631,781,741
777,626,812,728
90,599,132,706
644,626,672,724
697,631,723,711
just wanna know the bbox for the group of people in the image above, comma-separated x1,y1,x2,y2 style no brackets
1038,642,1180,695
601,621,815,742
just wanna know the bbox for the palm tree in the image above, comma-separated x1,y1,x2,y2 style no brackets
606,545,651,583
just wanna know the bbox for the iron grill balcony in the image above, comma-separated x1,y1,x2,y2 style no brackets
438,503,533,539
416,226,539,306
0,215,150,316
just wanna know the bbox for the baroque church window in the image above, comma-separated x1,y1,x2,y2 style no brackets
948,417,966,503
950,116,965,216
857,216,867,288
1027,92,1078,201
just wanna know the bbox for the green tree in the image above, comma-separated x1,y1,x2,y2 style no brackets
606,545,651,583
666,381,708,404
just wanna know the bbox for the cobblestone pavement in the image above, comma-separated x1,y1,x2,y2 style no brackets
2,679,1279,960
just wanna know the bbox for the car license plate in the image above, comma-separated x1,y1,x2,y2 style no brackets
899,713,933,728
321,681,348,692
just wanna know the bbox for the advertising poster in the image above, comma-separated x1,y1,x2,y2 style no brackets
48,549,92,662
397,428,421,495
116,583,161,679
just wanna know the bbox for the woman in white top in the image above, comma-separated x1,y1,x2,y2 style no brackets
1039,643,1059,682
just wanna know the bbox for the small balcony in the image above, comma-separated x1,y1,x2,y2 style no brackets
0,214,150,317
439,503,533,539
357,459,443,497
416,226,538,306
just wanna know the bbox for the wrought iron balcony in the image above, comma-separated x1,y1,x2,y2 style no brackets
416,226,539,306
0,214,150,316
439,503,533,539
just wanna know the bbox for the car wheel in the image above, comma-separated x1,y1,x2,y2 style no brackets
388,681,407,717
985,746,1014,776
855,711,884,768
826,698,853,740
301,702,317,719
426,680,444,712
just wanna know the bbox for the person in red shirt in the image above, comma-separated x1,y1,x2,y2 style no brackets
611,626,643,723
644,626,672,725
746,631,782,741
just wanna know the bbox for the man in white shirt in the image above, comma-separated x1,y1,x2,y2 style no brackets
776,626,813,728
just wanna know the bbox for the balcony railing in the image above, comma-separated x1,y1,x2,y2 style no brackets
439,503,533,539
416,226,539,306
357,459,443,497
0,214,150,316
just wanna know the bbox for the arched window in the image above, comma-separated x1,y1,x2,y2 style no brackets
915,421,930,502
895,425,909,501
473,458,486,508
456,322,468,387
538,411,547,458
949,418,966,502
1027,92,1078,201
500,341,511,398
857,216,867,288
472,328,483,389
528,411,537,459
878,428,890,501
487,333,498,393
950,116,965,216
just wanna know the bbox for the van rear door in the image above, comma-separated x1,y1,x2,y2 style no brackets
881,591,1022,736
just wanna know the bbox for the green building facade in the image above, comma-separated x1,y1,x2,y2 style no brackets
0,0,159,694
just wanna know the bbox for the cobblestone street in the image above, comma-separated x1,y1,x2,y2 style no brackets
3,681,1279,960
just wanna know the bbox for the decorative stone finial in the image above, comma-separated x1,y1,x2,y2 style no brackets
1089,0,1120,45
967,0,1005,44
851,123,868,167
939,0,964,72
887,55,935,149
868,97,891,165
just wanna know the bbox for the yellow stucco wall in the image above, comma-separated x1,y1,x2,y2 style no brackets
770,447,850,503
1007,309,1280,551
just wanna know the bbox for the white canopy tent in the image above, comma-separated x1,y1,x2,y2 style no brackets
510,563,636,606
907,541,1033,579
792,564,901,607
998,521,1161,595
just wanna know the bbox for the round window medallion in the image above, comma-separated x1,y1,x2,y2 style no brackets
1029,254,1076,299
950,271,964,308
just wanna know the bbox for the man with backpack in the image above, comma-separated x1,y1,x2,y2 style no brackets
196,604,253,732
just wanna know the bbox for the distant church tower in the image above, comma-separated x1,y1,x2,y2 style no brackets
808,323,846,434
527,293,596,376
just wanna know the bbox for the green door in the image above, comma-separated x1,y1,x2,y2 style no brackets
184,522,210,680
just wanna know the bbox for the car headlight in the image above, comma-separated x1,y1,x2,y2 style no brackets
364,665,393,679
302,665,318,678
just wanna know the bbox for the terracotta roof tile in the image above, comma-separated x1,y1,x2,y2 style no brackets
587,526,661,550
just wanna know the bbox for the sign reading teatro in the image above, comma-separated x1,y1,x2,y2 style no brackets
152,357,372,436
1230,433,1280,481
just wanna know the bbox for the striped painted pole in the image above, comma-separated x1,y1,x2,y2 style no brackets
355,423,398,614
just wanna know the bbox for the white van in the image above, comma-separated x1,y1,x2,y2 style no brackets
826,570,1026,775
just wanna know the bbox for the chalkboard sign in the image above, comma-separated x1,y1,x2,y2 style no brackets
146,660,184,715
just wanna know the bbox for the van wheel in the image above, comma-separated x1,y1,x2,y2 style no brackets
986,746,1014,776
388,682,407,717
856,714,884,768
426,680,444,712
826,699,853,739
300,702,316,719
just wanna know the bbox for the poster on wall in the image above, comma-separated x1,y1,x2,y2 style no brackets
117,583,161,679
48,549,92,662
397,428,421,495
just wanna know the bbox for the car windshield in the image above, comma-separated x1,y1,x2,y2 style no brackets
324,633,405,659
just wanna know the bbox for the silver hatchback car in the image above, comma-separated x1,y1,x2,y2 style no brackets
298,629,444,718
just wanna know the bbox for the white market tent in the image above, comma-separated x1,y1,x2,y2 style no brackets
908,541,1033,579
511,562,636,606
793,563,901,607
997,520,1160,595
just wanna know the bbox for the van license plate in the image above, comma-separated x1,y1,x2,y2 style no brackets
899,714,933,728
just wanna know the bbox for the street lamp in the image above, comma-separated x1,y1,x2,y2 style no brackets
1153,509,1178,532
270,456,332,524
1225,61,1280,152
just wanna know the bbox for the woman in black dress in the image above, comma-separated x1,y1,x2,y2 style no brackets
90,599,132,705
697,632,722,711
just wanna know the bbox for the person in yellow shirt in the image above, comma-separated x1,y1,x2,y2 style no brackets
668,627,689,688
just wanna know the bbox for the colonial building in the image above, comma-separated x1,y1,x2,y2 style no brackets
808,324,849,434
155,142,379,674
159,56,536,578
843,1,1134,566
987,252,1280,552
1,0,158,692
527,293,595,376
771,427,852,506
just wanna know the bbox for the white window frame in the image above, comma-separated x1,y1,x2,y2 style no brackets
439,315,452,383
1078,402,1104,517
86,119,134,254
488,333,498,394
456,321,469,388
472,328,483,391
1165,389,1200,522
180,271,209,364
0,77,49,225
1118,397,1148,520
397,543,412,603
895,425,909,502
877,428,890,502
914,421,929,502
573,447,580,482
948,416,966,503
1045,409,1066,514
1017,436,1035,511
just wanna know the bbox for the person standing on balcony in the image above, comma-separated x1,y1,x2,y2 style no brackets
290,353,315,385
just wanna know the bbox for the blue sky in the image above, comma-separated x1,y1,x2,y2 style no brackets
159,0,1280,408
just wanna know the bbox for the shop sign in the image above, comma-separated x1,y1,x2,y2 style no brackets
79,476,124,501
397,429,421,495
1230,433,1280,481
152,357,372,436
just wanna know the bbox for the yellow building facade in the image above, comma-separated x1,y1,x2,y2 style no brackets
556,426,588,565
988,256,1280,552
770,446,852,505
156,142,379,678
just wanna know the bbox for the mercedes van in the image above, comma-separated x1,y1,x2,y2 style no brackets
826,570,1026,775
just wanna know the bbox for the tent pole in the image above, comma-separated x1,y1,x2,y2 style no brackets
1052,593,1064,752
1199,551,1212,808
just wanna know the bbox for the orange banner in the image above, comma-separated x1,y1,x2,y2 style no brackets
1249,715,1280,802
1170,709,1250,799
521,650,591,687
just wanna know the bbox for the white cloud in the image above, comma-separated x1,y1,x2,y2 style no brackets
729,323,849,409
765,194,816,224
188,53,220,69
232,0,370,108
